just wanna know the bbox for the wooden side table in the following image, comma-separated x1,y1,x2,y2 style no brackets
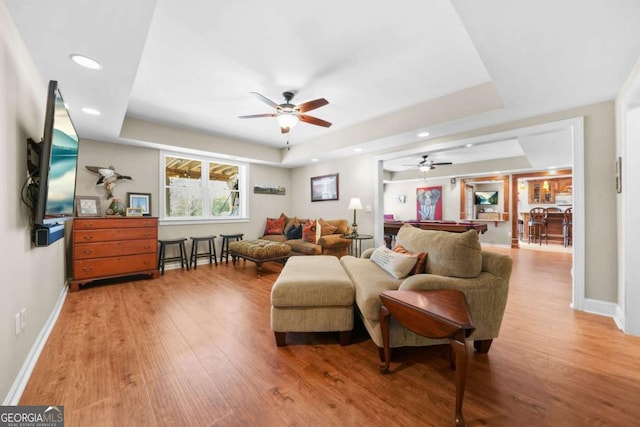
379,289,475,427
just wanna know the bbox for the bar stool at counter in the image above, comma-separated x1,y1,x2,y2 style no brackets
528,207,548,245
563,207,573,247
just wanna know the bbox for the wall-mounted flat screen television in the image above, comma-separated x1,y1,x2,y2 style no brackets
33,80,80,226
475,191,499,205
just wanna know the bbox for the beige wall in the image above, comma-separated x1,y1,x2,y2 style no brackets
1,2,68,402
77,139,293,248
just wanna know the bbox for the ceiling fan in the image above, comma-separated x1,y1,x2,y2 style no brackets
238,91,332,134
405,154,453,172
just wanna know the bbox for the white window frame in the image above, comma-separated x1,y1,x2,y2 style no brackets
159,151,249,225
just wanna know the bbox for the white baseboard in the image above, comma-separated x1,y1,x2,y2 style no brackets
2,285,68,405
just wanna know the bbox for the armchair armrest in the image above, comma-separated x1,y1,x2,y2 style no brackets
317,233,350,248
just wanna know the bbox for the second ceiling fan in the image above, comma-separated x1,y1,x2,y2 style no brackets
238,91,332,134
407,154,453,172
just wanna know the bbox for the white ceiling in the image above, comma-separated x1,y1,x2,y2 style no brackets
5,0,640,171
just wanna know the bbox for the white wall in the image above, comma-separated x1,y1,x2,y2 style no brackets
1,2,68,402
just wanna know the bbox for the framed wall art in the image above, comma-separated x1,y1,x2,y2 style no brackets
416,186,443,220
311,173,339,202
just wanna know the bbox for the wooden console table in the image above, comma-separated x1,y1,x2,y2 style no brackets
379,289,475,427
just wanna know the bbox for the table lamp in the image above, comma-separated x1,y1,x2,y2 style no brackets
348,197,364,236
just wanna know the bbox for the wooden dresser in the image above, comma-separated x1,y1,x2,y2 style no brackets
71,217,159,291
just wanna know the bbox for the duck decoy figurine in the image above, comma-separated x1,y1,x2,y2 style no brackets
85,165,133,199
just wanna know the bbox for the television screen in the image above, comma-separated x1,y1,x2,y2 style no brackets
34,81,79,225
475,191,499,205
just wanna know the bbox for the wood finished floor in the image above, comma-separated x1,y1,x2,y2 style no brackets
19,249,640,426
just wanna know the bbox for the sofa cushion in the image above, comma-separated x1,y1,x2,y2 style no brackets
393,245,427,275
317,218,338,236
340,256,403,322
264,216,285,235
286,239,323,255
325,219,349,235
260,234,288,243
370,245,418,279
285,224,302,239
396,224,482,278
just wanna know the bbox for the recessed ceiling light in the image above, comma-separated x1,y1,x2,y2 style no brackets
69,54,102,70
418,131,430,138
353,148,363,152
81,107,101,116
466,143,473,147
311,158,319,162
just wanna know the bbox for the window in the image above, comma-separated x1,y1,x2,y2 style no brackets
161,152,247,222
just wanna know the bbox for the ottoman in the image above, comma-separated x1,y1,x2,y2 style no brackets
229,239,291,276
270,256,354,346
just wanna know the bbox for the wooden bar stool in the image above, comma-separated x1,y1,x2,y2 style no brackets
220,233,244,264
158,238,189,275
563,207,573,247
189,235,218,269
528,207,548,245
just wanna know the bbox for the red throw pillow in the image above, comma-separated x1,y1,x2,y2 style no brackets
264,216,285,235
302,219,317,243
393,245,427,275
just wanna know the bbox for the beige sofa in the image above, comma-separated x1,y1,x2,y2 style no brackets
260,216,351,257
340,224,512,353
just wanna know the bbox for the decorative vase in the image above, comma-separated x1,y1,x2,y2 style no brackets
106,198,126,216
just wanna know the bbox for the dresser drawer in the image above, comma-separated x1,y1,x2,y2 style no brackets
73,253,157,280
74,227,158,243
74,217,158,230
74,239,157,259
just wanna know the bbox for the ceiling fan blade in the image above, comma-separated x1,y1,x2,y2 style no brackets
249,92,280,109
297,98,329,113
299,114,332,128
281,126,290,134
432,162,453,166
238,113,277,119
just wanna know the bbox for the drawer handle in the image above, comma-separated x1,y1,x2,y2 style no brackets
82,249,94,255
82,223,94,228
143,245,151,250
143,260,152,265
82,267,94,273
83,236,94,241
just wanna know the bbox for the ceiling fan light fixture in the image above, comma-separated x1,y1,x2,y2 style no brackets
419,165,431,173
277,113,299,129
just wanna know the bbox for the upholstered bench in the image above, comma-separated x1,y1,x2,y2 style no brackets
270,256,354,346
229,239,291,276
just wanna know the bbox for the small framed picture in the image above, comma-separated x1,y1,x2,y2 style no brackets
127,192,151,215
126,207,144,217
75,196,102,217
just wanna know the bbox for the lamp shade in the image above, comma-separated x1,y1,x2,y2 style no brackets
277,113,299,129
348,197,363,210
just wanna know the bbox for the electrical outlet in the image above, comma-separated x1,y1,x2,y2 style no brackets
15,313,20,335
20,308,26,329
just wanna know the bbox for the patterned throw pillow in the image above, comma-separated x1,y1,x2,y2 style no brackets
302,219,317,243
370,245,419,279
285,224,302,239
264,216,285,235
393,245,427,275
